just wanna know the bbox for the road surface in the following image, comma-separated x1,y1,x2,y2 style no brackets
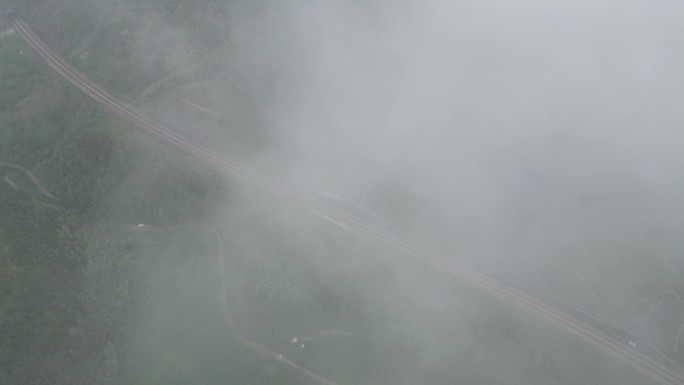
492,273,684,376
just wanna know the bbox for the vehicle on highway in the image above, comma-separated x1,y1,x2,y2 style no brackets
611,331,627,342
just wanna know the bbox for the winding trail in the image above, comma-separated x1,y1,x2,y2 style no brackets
10,14,684,385
0,161,58,200
176,97,220,119
2,176,18,190
136,224,340,385
299,329,372,344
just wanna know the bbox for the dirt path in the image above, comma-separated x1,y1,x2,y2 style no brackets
2,176,18,190
136,223,340,385
176,97,220,119
0,28,15,39
0,161,58,200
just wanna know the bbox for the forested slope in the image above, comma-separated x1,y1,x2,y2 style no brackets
0,1,227,383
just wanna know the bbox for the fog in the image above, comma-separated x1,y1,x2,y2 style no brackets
95,0,684,382
199,0,684,278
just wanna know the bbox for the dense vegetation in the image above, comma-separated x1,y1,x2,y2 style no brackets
0,3,226,383
0,1,681,384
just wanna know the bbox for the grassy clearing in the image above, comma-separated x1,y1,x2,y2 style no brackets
123,226,260,385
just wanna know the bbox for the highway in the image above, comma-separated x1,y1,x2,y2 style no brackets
9,13,684,385
492,273,684,376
